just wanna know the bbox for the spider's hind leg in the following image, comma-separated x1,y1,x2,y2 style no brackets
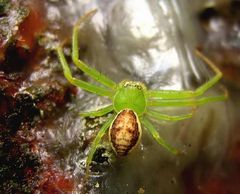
85,115,115,179
141,117,179,155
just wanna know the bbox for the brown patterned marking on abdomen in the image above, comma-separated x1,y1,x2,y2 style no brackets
109,109,141,156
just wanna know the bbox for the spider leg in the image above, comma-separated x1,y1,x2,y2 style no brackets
146,109,193,121
72,11,117,90
147,50,223,99
79,104,113,117
148,86,228,107
85,115,115,178
141,117,178,154
57,46,114,97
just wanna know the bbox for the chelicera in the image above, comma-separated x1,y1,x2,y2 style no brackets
56,11,227,176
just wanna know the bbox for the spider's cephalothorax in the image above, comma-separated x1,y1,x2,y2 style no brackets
111,81,146,155
113,80,147,115
56,10,227,177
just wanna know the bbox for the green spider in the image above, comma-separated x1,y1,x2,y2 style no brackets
56,11,227,176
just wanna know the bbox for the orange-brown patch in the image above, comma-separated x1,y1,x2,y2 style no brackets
109,109,141,156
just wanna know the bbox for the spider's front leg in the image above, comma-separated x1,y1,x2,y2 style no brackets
57,10,118,97
147,50,226,100
71,10,117,90
57,46,113,97
147,87,227,107
146,50,228,107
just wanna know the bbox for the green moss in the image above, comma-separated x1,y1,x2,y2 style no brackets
0,0,10,15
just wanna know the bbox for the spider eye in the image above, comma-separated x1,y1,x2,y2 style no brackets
136,85,142,90
121,81,143,90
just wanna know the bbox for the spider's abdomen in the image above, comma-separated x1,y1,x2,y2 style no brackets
109,109,142,156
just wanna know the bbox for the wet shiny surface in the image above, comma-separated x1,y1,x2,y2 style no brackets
1,0,237,193
46,0,229,193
